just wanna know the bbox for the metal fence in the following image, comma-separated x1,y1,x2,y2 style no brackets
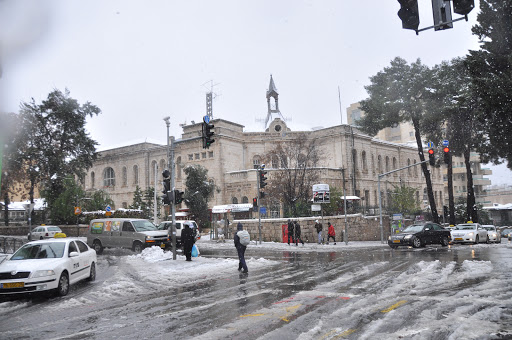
0,237,28,254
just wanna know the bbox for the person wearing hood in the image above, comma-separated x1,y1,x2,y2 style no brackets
234,222,248,273
182,223,196,261
314,220,323,244
287,219,295,245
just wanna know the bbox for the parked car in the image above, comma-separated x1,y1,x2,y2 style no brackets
87,218,169,254
500,228,512,239
450,223,489,244
481,225,501,243
27,225,62,241
157,220,200,247
0,238,96,296
388,222,451,248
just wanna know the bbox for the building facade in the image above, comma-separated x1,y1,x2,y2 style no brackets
82,79,444,220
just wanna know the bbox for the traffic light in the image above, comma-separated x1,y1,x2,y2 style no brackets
259,166,267,189
453,0,474,15
161,170,171,205
397,0,420,31
252,197,258,212
432,0,453,31
174,189,184,204
443,147,450,165
259,191,265,199
313,191,324,203
428,148,435,166
202,122,215,149
443,205,448,217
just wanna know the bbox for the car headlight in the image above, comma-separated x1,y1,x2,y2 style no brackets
32,270,55,278
404,235,413,239
468,232,474,237
388,236,391,240
145,236,154,240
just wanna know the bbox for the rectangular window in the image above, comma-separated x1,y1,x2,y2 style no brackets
188,154,193,161
202,152,206,159
208,151,214,158
195,153,200,160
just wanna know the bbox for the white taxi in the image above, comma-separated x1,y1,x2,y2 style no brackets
0,238,96,296
450,223,489,244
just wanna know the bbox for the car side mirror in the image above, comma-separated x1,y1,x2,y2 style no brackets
69,251,79,258
424,228,430,231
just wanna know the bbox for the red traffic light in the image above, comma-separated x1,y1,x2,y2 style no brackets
428,149,434,155
443,147,449,153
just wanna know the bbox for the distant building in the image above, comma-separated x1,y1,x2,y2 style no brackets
484,184,512,206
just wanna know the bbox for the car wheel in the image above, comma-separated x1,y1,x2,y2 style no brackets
474,235,479,244
412,237,422,248
57,272,70,297
389,245,398,249
87,262,96,282
441,236,449,247
486,236,490,244
40,236,44,240
133,242,143,253
93,240,103,255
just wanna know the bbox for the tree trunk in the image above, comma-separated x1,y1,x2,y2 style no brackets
447,155,456,226
3,191,9,226
412,118,439,223
464,148,478,223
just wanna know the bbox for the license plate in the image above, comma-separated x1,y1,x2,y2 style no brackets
393,240,400,243
160,243,166,248
1,282,24,289
455,238,463,241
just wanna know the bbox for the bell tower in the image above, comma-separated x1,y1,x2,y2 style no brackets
264,75,286,128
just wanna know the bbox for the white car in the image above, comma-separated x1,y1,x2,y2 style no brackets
0,238,96,296
482,225,501,243
27,225,62,241
450,223,489,244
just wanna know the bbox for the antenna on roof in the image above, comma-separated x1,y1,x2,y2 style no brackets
202,80,221,119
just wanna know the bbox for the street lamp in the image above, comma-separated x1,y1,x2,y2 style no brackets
163,116,177,260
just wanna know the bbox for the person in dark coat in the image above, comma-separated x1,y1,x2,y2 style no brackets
234,222,248,273
182,223,196,261
287,219,295,245
315,220,323,244
293,220,305,246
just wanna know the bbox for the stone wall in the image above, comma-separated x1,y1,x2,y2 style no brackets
0,225,89,238
233,214,390,243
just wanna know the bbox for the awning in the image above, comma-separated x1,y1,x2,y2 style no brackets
341,196,361,200
212,203,253,213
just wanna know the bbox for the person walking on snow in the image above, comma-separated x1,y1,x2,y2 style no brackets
234,222,248,273
293,220,305,246
182,223,196,261
327,222,336,245
287,219,295,245
314,220,323,244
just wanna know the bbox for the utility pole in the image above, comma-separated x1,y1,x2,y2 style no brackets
342,168,348,245
164,116,177,260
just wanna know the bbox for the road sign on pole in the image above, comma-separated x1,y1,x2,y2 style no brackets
427,141,434,149
74,207,82,215
442,140,449,147
105,205,112,217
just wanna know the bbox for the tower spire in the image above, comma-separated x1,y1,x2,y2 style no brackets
265,75,285,128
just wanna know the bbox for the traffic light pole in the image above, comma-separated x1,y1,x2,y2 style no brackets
415,15,468,34
257,169,261,244
170,136,177,260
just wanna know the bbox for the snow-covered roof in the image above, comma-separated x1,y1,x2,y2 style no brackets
1,198,47,211
483,203,512,210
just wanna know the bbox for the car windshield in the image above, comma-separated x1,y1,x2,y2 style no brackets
482,226,495,231
403,225,423,233
132,220,157,231
10,242,65,260
157,222,171,230
455,224,476,230
48,227,61,232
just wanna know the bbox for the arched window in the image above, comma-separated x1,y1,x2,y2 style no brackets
407,159,411,175
133,165,139,185
103,167,115,187
371,154,375,174
176,157,182,179
232,197,238,204
362,151,367,171
91,171,95,188
392,157,397,172
352,150,358,171
160,159,166,172
378,155,382,173
151,160,157,185
242,196,248,203
122,166,127,186
253,156,261,169
414,160,418,177
385,156,390,172
271,156,279,169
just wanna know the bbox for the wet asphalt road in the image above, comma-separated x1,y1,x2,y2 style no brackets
0,242,511,340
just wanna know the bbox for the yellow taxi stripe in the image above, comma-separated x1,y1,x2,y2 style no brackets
381,300,407,313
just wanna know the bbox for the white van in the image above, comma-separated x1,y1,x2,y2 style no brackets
87,218,169,254
157,220,200,247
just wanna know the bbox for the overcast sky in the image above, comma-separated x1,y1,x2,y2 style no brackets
1,0,510,185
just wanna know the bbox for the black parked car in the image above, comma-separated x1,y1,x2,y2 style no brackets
388,222,451,249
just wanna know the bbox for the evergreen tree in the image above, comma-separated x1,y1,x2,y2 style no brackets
183,165,215,230
358,58,440,223
130,185,145,210
466,0,512,168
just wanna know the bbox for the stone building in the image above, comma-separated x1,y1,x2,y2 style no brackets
83,77,444,220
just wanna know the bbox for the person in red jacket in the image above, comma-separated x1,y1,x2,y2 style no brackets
327,222,336,245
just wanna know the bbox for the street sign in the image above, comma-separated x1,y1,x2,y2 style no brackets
105,205,112,217
74,207,82,215
442,139,449,147
311,204,321,211
427,141,434,149
203,115,210,124
22,203,35,214
260,207,266,214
